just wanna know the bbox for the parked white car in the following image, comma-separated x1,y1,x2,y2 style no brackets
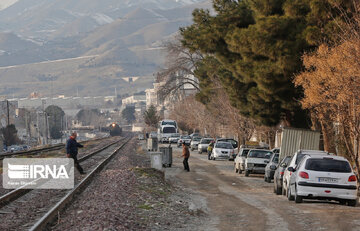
210,142,235,160
168,133,180,143
283,150,329,196
198,138,214,154
190,137,202,151
287,155,358,206
244,149,273,176
234,148,250,174
177,135,191,147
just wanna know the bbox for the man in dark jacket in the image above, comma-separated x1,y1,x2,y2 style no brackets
182,143,190,172
66,132,85,174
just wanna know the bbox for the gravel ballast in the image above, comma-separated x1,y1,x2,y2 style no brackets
52,139,207,230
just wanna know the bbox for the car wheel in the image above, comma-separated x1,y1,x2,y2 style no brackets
348,200,357,207
287,187,294,201
234,165,239,173
275,182,282,195
266,177,271,183
264,176,267,182
295,188,303,203
245,170,249,177
198,151,201,154
339,199,346,205
239,169,242,174
213,157,216,161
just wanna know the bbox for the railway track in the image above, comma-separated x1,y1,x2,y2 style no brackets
0,137,123,208
0,136,109,160
0,136,132,230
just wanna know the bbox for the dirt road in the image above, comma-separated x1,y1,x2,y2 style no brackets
166,146,360,231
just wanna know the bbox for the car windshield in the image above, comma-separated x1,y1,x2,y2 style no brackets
272,154,279,163
162,121,176,127
201,139,213,144
295,154,306,164
215,142,233,149
181,136,191,139
241,149,250,157
281,156,292,165
248,150,272,159
193,137,201,141
305,158,352,173
171,134,180,137
163,127,176,133
218,139,238,148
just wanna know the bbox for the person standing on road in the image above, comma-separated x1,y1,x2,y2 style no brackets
182,143,190,172
66,132,85,174
207,140,215,160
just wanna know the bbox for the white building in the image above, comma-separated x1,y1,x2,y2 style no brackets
122,95,146,106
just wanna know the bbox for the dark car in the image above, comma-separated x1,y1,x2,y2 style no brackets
264,153,279,183
273,156,292,195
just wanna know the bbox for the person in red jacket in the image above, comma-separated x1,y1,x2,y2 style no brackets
182,142,190,172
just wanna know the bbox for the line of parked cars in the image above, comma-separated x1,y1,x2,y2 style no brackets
233,147,359,206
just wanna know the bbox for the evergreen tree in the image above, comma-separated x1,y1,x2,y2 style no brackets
1,124,20,146
45,105,65,139
143,105,160,128
180,0,356,127
122,106,136,124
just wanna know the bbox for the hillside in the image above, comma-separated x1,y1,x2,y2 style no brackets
0,0,211,98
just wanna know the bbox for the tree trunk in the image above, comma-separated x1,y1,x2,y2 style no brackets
320,119,337,154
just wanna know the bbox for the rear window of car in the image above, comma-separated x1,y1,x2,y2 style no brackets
248,150,272,159
215,142,233,149
193,137,202,141
305,158,352,173
182,136,191,139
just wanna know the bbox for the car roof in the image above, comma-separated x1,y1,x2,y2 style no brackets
216,141,232,144
303,154,348,161
297,150,328,155
249,149,271,152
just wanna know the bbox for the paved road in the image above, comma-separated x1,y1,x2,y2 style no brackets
166,146,360,231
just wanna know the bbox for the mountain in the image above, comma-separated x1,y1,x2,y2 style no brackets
0,0,204,38
0,1,211,97
0,0,18,11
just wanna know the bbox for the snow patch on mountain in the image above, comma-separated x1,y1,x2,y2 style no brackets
92,13,114,25
0,0,18,11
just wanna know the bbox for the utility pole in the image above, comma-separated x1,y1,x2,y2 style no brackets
6,100,10,126
36,111,41,145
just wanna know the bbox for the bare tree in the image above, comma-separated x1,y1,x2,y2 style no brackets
156,35,202,102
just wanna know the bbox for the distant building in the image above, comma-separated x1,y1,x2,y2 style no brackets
122,95,146,106
13,96,114,110
0,100,18,127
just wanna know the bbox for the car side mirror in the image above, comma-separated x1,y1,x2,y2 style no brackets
281,163,287,168
270,165,277,170
287,167,295,172
264,160,269,164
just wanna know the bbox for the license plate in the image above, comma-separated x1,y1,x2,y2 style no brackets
318,177,338,183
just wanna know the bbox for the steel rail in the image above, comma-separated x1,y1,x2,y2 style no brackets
0,137,123,208
0,136,109,159
29,137,131,231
